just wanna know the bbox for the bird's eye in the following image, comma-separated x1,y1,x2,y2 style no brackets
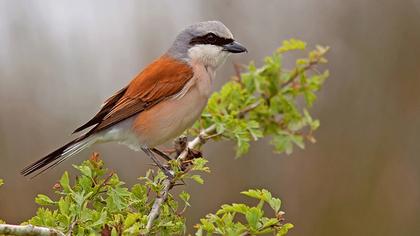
206,33,217,43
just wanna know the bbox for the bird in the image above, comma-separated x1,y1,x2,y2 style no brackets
21,21,247,177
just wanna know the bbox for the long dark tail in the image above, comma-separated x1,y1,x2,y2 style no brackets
21,135,96,177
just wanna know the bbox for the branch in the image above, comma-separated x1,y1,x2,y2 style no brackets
0,224,65,236
145,125,216,234
280,46,329,89
238,101,261,118
280,61,316,89
145,106,260,231
178,124,216,161
146,179,173,233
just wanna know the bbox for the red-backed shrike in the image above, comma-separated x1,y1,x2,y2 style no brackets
22,21,247,177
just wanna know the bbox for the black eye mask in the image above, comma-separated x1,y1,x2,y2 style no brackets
189,33,234,47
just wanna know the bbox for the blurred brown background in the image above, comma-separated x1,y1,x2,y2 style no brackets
1,0,420,235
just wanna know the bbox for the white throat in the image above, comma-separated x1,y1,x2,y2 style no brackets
187,44,229,69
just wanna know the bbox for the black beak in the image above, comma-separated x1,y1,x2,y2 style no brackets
223,41,247,53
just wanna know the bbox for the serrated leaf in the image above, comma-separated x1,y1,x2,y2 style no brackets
73,164,92,178
90,210,107,228
179,191,190,205
262,218,280,229
277,39,306,53
124,213,140,228
131,183,147,199
111,227,118,236
290,134,305,149
272,134,294,154
277,223,294,236
35,194,55,206
241,189,262,200
217,203,249,215
191,158,210,172
58,197,70,216
245,207,263,230
268,197,282,213
60,171,71,192
190,175,204,184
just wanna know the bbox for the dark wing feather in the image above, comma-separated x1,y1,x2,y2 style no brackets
73,86,128,133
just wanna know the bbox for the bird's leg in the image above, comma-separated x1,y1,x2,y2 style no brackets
151,148,172,161
141,147,173,178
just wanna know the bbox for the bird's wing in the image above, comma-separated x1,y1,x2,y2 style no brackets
74,55,193,135
73,86,128,133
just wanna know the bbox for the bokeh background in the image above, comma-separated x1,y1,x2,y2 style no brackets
1,0,420,235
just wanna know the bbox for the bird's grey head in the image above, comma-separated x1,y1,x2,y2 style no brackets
167,21,247,69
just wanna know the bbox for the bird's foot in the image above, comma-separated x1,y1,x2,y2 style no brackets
141,147,174,179
179,148,203,171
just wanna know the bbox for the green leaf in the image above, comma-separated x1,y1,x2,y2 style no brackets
28,208,59,228
90,210,107,228
58,197,71,216
268,197,282,213
111,227,118,236
247,120,263,140
262,218,280,229
304,90,317,107
191,158,210,172
78,175,93,193
131,183,147,199
241,189,262,199
190,175,204,184
277,223,294,236
73,164,92,179
124,222,141,235
217,204,249,215
124,213,141,228
35,194,56,206
290,134,305,149
179,191,191,206
106,186,131,211
60,171,71,192
72,191,88,208
272,134,294,154
0,179,3,187
277,39,307,53
245,207,263,230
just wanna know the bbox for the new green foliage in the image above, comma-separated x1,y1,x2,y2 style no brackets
195,189,292,236
27,154,190,235
190,38,329,156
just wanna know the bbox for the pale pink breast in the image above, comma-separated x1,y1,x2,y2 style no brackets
132,63,213,147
